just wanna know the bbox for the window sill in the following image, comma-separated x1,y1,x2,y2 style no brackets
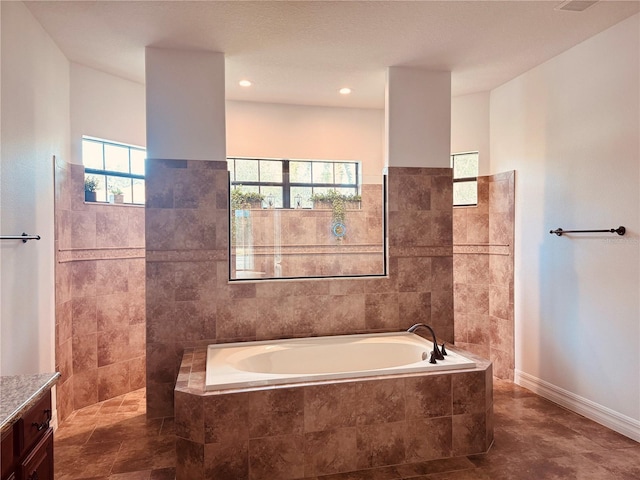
84,201,144,208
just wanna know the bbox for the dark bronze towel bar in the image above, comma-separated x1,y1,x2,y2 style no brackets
550,226,625,237
0,233,41,243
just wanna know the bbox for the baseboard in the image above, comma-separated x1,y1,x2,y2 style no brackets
51,407,59,431
514,369,640,443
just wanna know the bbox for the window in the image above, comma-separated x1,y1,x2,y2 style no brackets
228,157,385,281
451,152,479,206
82,136,146,204
228,158,359,209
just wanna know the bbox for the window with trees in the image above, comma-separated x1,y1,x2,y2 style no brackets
228,157,385,280
451,152,479,207
82,136,146,204
228,158,359,209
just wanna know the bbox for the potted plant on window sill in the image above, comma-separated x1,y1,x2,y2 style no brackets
231,188,265,210
310,190,362,219
110,186,124,204
310,190,362,240
84,176,99,202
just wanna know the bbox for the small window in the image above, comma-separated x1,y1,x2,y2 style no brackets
82,136,146,204
451,152,478,207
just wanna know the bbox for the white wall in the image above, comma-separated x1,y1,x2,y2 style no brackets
226,100,384,180
451,92,490,175
490,14,640,434
0,1,70,374
385,67,451,168
70,63,146,164
146,48,226,161
69,73,384,176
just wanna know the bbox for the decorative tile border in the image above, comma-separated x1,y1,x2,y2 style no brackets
389,246,453,258
246,244,384,256
146,249,227,262
57,247,145,263
453,244,511,256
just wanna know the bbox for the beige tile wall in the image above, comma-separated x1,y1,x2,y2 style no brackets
145,160,454,418
453,171,515,379
54,159,146,421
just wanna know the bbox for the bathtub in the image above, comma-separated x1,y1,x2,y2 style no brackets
205,331,476,391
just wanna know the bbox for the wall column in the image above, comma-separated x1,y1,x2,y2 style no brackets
385,67,451,168
145,48,226,417
145,47,226,161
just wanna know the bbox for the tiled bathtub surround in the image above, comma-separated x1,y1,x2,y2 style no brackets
145,160,454,418
54,158,146,421
174,346,492,479
453,172,515,379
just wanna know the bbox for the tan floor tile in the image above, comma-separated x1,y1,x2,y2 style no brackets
108,471,151,480
110,435,176,474
395,457,475,477
480,453,619,480
548,409,640,450
55,419,97,447
54,442,122,480
72,402,103,418
588,446,640,479
159,417,175,436
149,467,176,480
87,418,163,444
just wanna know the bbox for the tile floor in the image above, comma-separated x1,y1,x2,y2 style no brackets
54,389,175,480
54,379,640,479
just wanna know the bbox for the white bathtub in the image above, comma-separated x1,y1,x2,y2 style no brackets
205,332,476,391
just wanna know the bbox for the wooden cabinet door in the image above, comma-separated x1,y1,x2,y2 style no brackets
19,428,53,480
1,428,16,480
18,394,52,457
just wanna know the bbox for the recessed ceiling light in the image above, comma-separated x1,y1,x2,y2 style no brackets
239,80,252,87
339,87,352,95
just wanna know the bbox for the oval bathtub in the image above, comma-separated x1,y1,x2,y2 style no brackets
205,332,476,391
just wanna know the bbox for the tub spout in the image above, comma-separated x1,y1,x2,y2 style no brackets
407,323,445,361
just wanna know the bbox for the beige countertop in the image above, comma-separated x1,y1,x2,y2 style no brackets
0,372,60,435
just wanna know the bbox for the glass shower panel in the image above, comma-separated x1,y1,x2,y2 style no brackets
230,174,385,280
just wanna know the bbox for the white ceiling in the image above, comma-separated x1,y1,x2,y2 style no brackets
25,0,640,109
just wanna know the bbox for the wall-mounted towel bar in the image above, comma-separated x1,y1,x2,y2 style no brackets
550,226,625,237
0,233,41,243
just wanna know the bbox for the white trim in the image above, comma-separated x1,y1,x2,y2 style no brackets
51,385,59,431
514,370,640,443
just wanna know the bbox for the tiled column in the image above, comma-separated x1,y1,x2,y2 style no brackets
385,66,454,340
54,158,146,421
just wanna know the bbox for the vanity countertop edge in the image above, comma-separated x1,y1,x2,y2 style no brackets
0,372,61,435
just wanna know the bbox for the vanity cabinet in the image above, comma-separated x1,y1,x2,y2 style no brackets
0,374,58,480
